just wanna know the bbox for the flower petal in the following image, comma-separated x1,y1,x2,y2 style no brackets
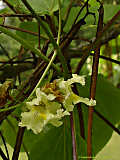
49,109,70,127
67,74,85,86
19,111,45,134
19,109,54,134
47,94,56,101
45,101,61,114
26,98,40,106
74,96,96,106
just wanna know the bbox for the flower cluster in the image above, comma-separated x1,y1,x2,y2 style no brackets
19,74,96,134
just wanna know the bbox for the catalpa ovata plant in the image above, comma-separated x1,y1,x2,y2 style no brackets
19,74,96,134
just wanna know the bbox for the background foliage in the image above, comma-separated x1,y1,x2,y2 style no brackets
0,0,120,160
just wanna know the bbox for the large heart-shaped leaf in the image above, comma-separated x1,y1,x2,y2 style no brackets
77,75,120,155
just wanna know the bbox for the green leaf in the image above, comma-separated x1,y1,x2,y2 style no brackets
0,17,4,24
0,115,41,152
27,0,59,14
29,120,86,160
5,0,19,6
1,116,18,148
16,21,49,45
6,0,71,15
104,4,120,22
77,75,120,155
88,0,100,13
29,126,69,160
63,6,82,32
16,22,38,45
6,0,28,13
96,132,120,160
20,0,63,15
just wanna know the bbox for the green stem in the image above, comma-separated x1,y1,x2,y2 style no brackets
0,102,25,113
21,0,69,79
28,0,62,99
0,26,61,75
29,49,57,98
57,0,61,45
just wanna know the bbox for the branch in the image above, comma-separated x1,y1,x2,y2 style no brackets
46,15,57,37
0,44,10,59
73,0,89,25
38,23,41,50
12,127,25,160
0,24,47,40
0,14,33,18
73,23,120,52
6,117,30,159
67,48,120,65
70,113,78,160
3,0,17,14
94,108,120,135
91,53,120,65
87,5,104,160
2,0,24,21
83,104,120,135
0,63,35,82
